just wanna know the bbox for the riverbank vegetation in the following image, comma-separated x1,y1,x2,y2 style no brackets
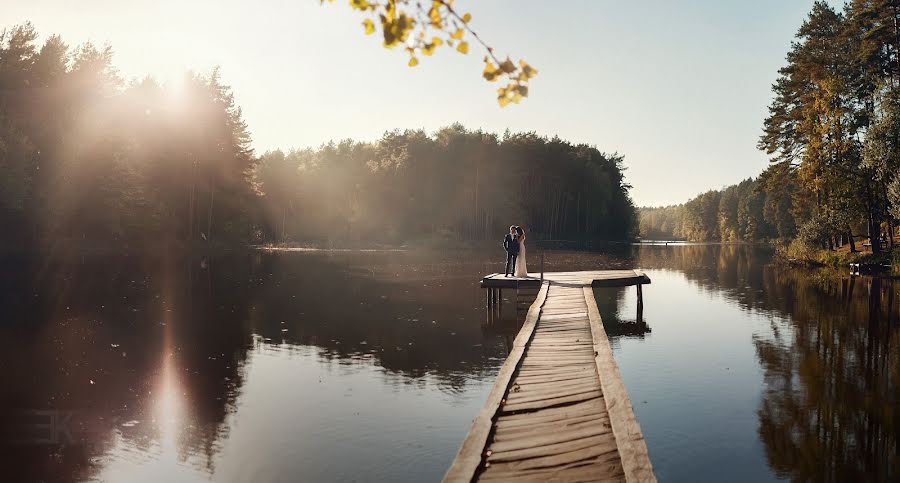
0,22,636,252
641,1,900,268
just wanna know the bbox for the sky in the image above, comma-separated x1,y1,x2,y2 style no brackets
2,0,842,206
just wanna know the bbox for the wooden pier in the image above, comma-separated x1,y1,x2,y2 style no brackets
445,270,655,483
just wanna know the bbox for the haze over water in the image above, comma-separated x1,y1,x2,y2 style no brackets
1,245,896,482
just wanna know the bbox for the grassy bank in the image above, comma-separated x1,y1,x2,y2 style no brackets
777,236,900,271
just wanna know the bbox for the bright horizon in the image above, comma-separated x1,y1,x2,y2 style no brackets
3,0,839,206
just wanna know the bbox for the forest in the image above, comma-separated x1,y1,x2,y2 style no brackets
0,22,636,250
638,173,793,242
642,1,900,255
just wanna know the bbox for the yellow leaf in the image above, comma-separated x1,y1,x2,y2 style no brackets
462,13,472,23
499,59,516,73
363,19,375,35
483,61,498,81
519,60,538,80
432,36,443,46
350,0,371,10
451,28,464,40
408,56,419,67
457,41,469,54
429,1,442,27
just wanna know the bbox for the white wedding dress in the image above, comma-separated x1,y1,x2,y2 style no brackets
515,237,528,277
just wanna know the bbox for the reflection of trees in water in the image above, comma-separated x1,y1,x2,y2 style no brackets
753,274,899,481
0,253,252,481
0,248,522,481
636,244,774,314
637,244,900,481
248,251,511,391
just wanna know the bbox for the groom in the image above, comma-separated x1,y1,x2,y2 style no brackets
503,225,519,277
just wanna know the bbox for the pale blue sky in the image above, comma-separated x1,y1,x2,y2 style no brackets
3,0,840,205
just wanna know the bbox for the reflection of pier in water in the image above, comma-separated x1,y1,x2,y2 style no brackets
446,270,655,482
482,272,652,340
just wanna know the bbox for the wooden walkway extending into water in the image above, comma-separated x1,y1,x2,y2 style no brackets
444,270,655,483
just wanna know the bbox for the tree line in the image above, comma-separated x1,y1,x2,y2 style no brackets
254,127,636,245
0,23,257,249
643,1,900,252
638,169,798,242
0,22,636,250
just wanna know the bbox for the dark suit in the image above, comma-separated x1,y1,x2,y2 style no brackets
503,233,519,276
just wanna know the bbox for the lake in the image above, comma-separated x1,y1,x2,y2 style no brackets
0,244,897,482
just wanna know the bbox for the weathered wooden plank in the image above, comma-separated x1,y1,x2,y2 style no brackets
514,364,595,375
584,286,656,483
493,414,611,437
512,376,598,390
495,399,606,426
479,460,625,483
513,369,594,380
492,420,613,447
528,339,592,346
488,433,619,462
519,351,591,360
443,282,550,483
527,341,593,347
524,344,591,351
534,327,592,334
501,391,602,413
506,383,601,404
512,373,597,386
522,361,590,370
488,435,617,470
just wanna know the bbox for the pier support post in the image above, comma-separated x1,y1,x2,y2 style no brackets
636,284,644,322
540,249,544,282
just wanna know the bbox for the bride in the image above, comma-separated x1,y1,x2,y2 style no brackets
514,226,528,277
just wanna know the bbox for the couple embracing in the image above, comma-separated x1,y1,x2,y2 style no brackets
502,225,528,277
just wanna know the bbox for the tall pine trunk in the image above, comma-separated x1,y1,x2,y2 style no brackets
207,183,215,242
848,229,857,253
869,212,881,254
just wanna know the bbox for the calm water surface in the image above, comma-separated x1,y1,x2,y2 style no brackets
0,245,897,482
